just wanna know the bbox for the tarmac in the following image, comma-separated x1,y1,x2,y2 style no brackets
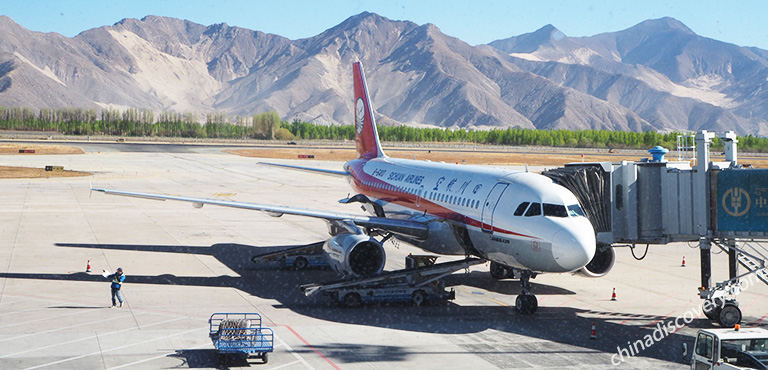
0,141,766,369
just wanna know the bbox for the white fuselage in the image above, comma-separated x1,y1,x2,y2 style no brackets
344,156,597,273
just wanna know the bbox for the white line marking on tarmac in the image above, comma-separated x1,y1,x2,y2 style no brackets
0,312,147,343
105,341,211,370
0,298,36,306
0,293,112,308
0,305,50,317
22,326,207,370
275,332,315,370
270,360,302,369
1,316,184,359
0,307,101,329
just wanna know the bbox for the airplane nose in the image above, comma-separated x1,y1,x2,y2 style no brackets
551,225,596,272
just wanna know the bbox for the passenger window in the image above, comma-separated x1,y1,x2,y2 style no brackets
514,202,530,216
543,204,568,217
524,202,541,217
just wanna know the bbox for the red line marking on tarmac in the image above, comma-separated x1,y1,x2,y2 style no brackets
741,293,768,312
756,313,768,325
282,324,341,370
557,295,578,307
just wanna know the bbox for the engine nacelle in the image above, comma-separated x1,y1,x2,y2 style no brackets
324,233,386,277
579,244,615,278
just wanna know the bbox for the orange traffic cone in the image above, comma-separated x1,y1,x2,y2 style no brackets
681,256,686,267
590,322,597,339
86,260,92,272
611,287,617,301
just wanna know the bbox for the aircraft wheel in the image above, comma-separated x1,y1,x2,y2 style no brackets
343,292,362,308
515,294,538,314
717,304,742,328
703,299,721,320
412,290,426,307
490,262,509,279
294,257,308,270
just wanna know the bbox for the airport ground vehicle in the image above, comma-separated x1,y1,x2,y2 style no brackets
328,276,453,307
251,242,329,270
301,255,483,307
209,313,273,364
687,327,768,369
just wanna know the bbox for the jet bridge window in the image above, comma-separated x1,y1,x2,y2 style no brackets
514,202,530,216
524,202,542,217
543,203,568,218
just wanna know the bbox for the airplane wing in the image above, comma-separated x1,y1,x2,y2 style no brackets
90,187,428,239
258,162,350,177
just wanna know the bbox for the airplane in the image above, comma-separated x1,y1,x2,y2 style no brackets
92,62,612,314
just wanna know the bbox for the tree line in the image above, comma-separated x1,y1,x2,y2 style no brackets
2,106,768,152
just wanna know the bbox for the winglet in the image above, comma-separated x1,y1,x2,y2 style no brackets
353,62,386,159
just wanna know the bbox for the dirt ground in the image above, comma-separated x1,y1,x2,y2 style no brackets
227,146,768,168
0,143,91,178
0,144,85,155
0,166,92,179
1,142,765,179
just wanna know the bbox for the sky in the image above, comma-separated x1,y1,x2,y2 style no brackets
2,0,768,50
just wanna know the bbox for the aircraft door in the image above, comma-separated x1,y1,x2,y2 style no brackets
417,185,424,207
481,183,509,233
692,332,715,370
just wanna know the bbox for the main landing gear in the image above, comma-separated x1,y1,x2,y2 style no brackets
490,262,537,314
489,261,517,279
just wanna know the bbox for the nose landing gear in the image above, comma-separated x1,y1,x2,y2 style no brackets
516,270,538,314
488,262,538,314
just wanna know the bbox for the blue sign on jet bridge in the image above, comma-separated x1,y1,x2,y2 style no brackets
717,169,768,232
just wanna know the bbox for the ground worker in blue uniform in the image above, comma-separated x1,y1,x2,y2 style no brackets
102,267,125,308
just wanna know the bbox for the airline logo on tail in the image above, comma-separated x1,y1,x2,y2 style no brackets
353,62,385,159
355,98,365,134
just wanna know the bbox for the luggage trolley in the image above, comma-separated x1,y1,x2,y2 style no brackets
209,313,274,364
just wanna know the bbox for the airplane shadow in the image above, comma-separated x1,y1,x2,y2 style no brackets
0,242,759,365
442,271,575,295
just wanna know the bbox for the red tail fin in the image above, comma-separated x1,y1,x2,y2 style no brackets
353,62,385,159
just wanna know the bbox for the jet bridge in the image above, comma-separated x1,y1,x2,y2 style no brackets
544,131,768,327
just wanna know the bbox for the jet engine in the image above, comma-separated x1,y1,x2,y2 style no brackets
579,243,615,277
324,233,386,277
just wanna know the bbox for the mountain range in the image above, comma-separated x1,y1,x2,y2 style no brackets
0,12,766,135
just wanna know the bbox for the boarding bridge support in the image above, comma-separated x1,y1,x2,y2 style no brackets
543,130,768,327
700,238,712,290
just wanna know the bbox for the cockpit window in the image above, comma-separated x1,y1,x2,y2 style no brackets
513,202,530,216
524,202,541,217
568,204,586,217
543,203,568,217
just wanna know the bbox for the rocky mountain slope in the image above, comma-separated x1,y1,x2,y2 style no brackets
1,13,766,135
